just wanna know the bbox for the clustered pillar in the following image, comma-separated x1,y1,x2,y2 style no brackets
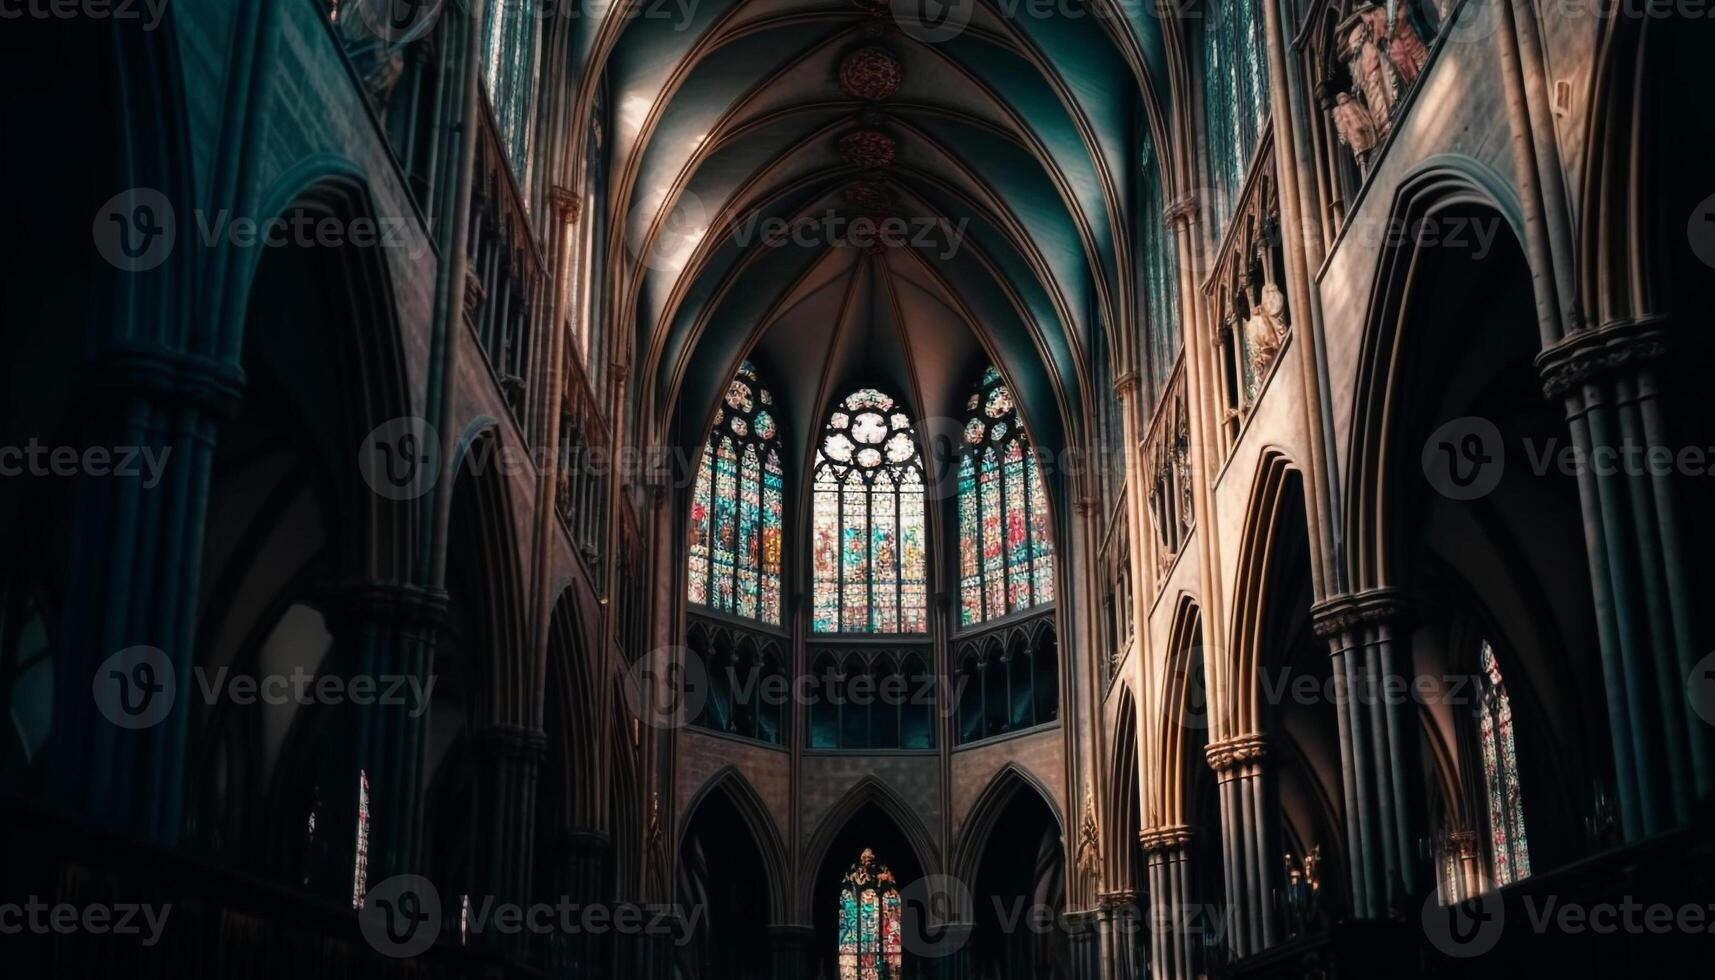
326,580,448,887
1537,318,1710,839
1205,734,1278,957
1141,827,1192,980
1310,589,1426,919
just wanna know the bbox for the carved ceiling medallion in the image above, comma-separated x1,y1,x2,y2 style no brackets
839,46,903,102
839,129,897,170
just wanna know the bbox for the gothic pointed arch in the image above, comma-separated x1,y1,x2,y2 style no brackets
950,762,1066,897
680,766,791,923
800,775,941,921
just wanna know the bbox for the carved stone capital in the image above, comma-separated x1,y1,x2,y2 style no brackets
89,344,247,421
549,185,582,223
1163,195,1199,228
1113,371,1140,398
472,723,548,761
1310,588,1412,640
1205,733,1269,772
1535,315,1669,400
1139,825,1192,854
1098,888,1139,910
321,580,451,631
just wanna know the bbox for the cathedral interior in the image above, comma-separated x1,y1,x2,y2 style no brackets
4,0,1715,977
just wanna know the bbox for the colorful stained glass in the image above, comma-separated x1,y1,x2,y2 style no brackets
957,364,1055,627
762,450,784,625
688,442,713,606
837,849,901,980
812,386,928,634
688,364,785,625
1479,642,1530,885
958,453,982,626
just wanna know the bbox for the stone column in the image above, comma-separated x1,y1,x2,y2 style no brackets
325,580,448,887
470,722,546,956
1063,908,1102,980
1095,889,1141,980
1205,734,1278,957
51,345,243,843
1310,590,1426,919
539,829,611,973
767,924,815,980
1537,318,1709,839
1141,827,1193,980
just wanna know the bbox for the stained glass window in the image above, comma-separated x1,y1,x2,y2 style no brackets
351,769,369,908
1139,130,1182,401
688,362,786,625
812,388,927,633
838,848,903,980
957,366,1056,628
1478,642,1531,886
1201,0,1271,230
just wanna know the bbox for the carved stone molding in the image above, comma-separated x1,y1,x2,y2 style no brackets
1205,733,1269,772
1309,588,1412,640
1076,789,1102,879
1112,371,1140,397
1535,315,1670,400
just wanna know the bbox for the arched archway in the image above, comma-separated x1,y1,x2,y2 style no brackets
680,769,790,980
961,771,1068,980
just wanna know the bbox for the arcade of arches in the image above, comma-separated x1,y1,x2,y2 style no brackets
3,1,1714,978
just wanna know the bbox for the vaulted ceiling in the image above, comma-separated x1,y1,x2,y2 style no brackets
571,0,1182,471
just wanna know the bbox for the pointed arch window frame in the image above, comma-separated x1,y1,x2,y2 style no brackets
955,366,1055,630
837,847,904,980
688,361,787,626
811,386,929,635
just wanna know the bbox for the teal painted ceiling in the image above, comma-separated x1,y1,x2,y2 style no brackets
577,0,1174,469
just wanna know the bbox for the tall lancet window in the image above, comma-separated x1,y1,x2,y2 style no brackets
957,366,1054,627
1201,0,1271,228
1478,641,1531,885
812,388,928,633
838,849,903,980
688,362,785,625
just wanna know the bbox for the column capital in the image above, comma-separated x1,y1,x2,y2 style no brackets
1097,888,1139,909
1113,371,1141,398
1163,195,1199,228
1139,824,1192,853
88,343,246,420
472,723,548,761
1535,314,1669,400
1309,587,1412,639
549,185,582,222
1205,733,1269,772
321,580,450,629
